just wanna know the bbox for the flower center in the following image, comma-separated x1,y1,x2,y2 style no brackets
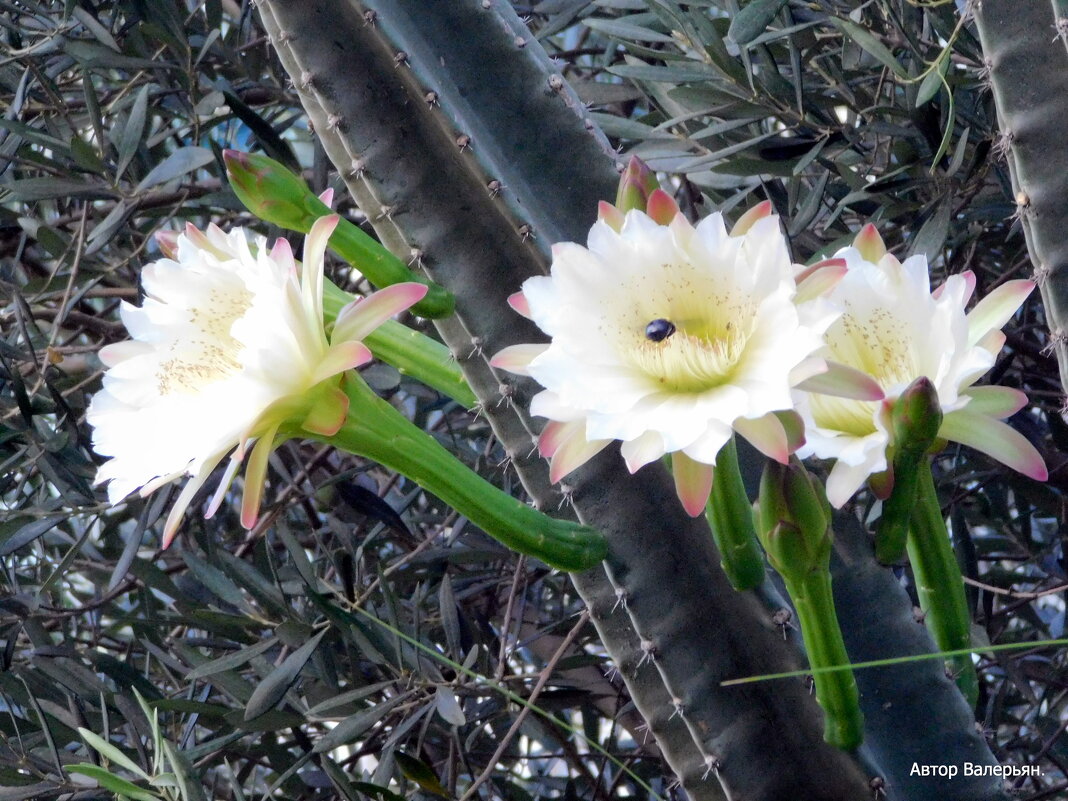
156,285,252,396
629,315,750,393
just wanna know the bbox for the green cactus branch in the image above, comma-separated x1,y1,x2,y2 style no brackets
974,0,1068,393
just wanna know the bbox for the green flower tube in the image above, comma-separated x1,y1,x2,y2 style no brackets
907,460,979,707
322,279,477,409
306,374,608,572
705,436,765,591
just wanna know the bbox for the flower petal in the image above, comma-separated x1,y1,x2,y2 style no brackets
966,280,1034,347
311,341,372,385
301,214,339,327
507,291,532,319
939,409,1047,480
332,283,429,343
960,386,1028,418
549,432,610,483
796,360,885,401
671,452,714,516
621,430,666,472
240,425,279,529
731,200,773,237
735,413,790,464
301,383,350,436
490,344,548,376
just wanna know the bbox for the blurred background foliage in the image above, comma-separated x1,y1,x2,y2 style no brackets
0,1,1066,799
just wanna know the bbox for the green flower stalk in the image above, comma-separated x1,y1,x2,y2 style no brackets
224,149,455,319
907,461,979,708
756,459,864,750
875,377,944,564
313,374,607,572
705,436,765,591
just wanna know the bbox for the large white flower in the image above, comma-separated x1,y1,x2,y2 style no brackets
796,224,1047,507
493,195,851,515
88,216,427,545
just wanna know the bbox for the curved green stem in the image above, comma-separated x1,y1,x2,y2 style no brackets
907,460,979,708
706,436,765,590
313,375,607,572
786,569,864,750
876,447,923,564
322,280,476,408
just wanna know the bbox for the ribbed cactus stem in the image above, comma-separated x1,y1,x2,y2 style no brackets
974,0,1068,393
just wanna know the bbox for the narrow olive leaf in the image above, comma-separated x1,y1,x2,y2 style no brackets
185,637,278,681
243,630,326,721
66,765,158,801
395,752,450,798
583,17,675,43
831,18,908,79
916,51,950,107
77,728,148,779
312,693,410,753
134,147,215,193
434,686,466,727
729,0,789,46
0,515,65,557
437,575,462,661
117,85,149,179
161,742,209,801
907,199,951,260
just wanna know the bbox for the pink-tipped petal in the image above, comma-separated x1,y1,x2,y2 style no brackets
671,452,714,517
966,280,1035,347
269,237,297,276
332,283,429,343
933,269,976,303
773,409,806,453
301,384,350,436
311,340,372,384
538,420,575,458
240,426,279,529
795,257,847,283
154,229,180,259
490,343,548,376
734,413,790,464
854,223,887,262
318,188,335,208
598,200,625,231
301,214,340,321
731,200,773,237
796,360,885,401
646,189,679,225
507,291,532,319
161,475,206,548
795,261,848,301
621,430,666,472
940,409,1048,481
98,340,149,367
961,386,1029,419
206,456,243,519
549,433,610,483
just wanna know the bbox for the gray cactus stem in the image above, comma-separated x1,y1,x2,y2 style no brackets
830,512,1009,801
974,0,1068,392
256,0,873,797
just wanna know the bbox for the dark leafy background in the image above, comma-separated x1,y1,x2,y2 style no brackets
1,1,1066,799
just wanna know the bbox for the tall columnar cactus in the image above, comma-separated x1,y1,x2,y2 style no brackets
254,1,1009,798
974,0,1068,393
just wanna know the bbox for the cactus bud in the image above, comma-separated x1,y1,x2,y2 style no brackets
889,376,943,452
614,156,660,214
224,150,328,233
757,459,831,580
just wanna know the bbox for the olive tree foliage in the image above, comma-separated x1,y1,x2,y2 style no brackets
0,2,1065,801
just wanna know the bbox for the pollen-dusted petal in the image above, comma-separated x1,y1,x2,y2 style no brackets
490,344,548,376
549,432,610,483
311,341,372,385
332,282,429,343
731,200,773,237
940,409,1047,480
966,280,1034,347
507,291,532,319
960,386,1029,418
735,413,790,463
672,452,714,516
796,360,885,401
